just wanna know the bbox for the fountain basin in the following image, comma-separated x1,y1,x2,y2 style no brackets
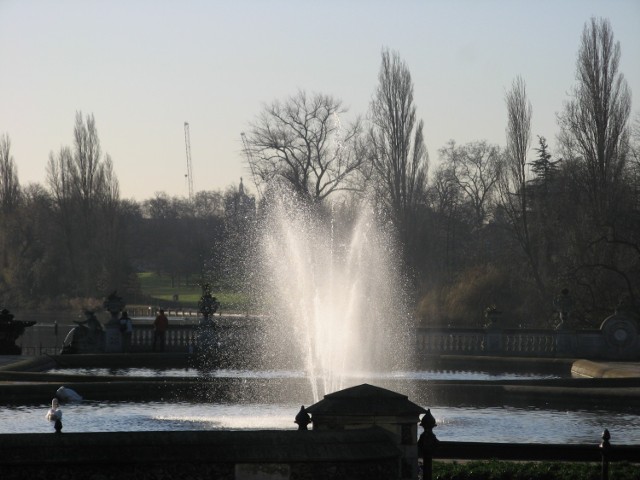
1,354,640,443
1,354,639,409
2,398,640,444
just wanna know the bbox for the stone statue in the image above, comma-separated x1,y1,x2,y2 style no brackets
0,308,36,355
74,310,104,332
553,289,574,330
63,310,105,354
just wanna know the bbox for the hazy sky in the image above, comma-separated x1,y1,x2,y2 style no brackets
1,0,639,201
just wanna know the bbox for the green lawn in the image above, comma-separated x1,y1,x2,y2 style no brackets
137,272,250,312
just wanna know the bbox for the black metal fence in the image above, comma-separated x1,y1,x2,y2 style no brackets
422,429,639,480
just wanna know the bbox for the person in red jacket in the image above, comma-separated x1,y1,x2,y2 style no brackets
153,309,169,352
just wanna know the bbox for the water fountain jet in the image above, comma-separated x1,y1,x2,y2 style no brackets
256,190,412,402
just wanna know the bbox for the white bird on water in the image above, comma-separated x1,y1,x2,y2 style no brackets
56,386,83,403
46,398,62,422
46,398,63,433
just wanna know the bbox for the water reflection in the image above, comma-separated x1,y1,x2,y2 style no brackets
2,400,638,444
6,367,636,443
47,367,563,381
430,406,638,444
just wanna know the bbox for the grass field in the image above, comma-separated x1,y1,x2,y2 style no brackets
136,272,250,312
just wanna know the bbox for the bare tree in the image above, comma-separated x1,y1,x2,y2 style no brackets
557,17,631,220
504,77,532,196
0,134,20,214
431,162,462,220
193,190,225,218
244,90,366,203
369,48,429,237
552,18,637,318
47,146,74,207
0,134,20,273
73,112,115,216
498,76,546,295
439,139,501,230
629,112,640,171
429,162,465,278
45,112,123,296
47,113,119,212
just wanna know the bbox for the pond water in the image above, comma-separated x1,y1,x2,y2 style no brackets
2,366,638,443
2,400,638,445
46,367,564,381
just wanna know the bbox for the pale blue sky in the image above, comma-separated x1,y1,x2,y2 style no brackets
1,0,639,201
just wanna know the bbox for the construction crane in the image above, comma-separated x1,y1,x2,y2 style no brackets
184,122,194,200
241,132,262,197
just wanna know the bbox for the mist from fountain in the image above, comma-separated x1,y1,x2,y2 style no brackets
256,190,412,402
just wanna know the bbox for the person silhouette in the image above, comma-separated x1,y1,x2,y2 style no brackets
153,309,169,352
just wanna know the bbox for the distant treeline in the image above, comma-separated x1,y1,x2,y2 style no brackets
1,18,638,328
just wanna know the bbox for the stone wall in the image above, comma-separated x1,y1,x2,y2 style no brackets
0,429,400,480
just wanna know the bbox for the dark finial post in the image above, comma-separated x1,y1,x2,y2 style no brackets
295,405,311,431
600,428,611,480
418,409,438,480
54,419,63,433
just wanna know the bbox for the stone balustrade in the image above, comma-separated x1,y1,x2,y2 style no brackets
18,310,640,361
129,325,199,352
417,311,640,360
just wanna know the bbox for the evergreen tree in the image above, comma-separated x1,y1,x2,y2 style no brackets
529,136,560,187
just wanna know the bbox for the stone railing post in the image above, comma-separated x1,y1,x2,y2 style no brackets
485,329,503,354
554,329,575,356
103,292,126,353
600,428,611,480
484,309,503,354
417,410,438,480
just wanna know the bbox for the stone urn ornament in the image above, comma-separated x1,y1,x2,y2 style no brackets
484,304,502,329
198,283,220,326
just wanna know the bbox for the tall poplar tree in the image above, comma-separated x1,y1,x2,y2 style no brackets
368,48,429,259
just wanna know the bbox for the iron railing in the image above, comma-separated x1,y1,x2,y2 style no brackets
422,429,639,480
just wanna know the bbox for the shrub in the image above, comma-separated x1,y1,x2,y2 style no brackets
430,460,638,480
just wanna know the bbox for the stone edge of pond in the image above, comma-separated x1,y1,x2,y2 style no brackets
1,354,640,409
3,353,640,378
0,355,57,372
422,355,576,374
571,359,640,378
0,353,193,371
